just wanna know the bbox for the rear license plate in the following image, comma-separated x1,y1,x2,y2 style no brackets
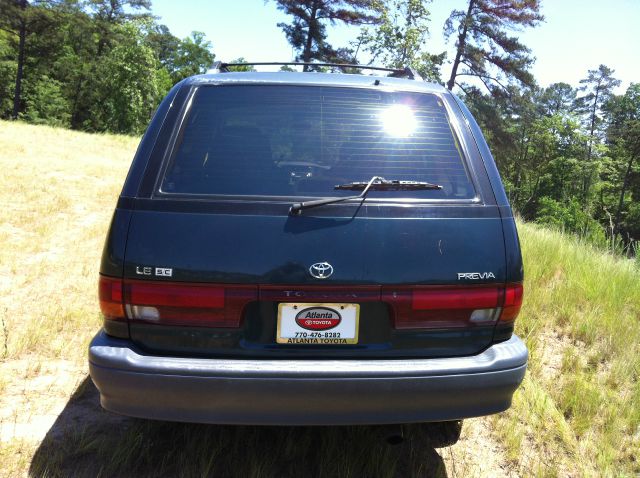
277,303,360,344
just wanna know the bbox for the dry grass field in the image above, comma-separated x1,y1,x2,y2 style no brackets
0,120,638,477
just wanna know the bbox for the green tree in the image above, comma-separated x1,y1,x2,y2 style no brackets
87,22,160,134
358,0,444,81
142,24,214,89
226,58,257,72
511,105,586,214
574,65,621,202
603,83,640,237
575,65,621,161
54,7,99,129
21,74,70,126
87,0,151,56
539,82,576,117
0,30,15,114
0,0,63,119
462,84,587,219
535,197,606,245
169,31,215,83
144,23,180,71
0,1,212,133
444,0,543,93
273,0,381,70
63,0,151,128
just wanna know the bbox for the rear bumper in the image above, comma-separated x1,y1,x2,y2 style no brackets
89,331,527,425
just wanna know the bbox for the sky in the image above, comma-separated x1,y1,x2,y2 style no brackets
150,0,639,92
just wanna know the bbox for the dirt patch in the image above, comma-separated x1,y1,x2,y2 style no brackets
442,418,518,478
0,359,87,443
535,329,571,381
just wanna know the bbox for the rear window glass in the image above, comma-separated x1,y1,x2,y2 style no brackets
160,85,475,199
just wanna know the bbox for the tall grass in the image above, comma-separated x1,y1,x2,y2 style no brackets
0,120,136,363
492,223,640,476
0,121,136,477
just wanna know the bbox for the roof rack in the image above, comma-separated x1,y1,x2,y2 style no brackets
207,61,422,81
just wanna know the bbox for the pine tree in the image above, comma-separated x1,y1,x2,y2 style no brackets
603,83,640,237
272,0,381,71
88,0,151,57
69,0,151,128
574,65,621,201
0,0,63,119
444,0,543,93
539,82,576,117
575,65,621,161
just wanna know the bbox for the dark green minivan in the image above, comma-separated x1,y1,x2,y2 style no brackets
90,64,526,431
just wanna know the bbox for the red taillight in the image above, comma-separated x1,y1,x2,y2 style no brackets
499,283,523,323
128,282,225,309
99,275,125,321
412,287,501,310
123,280,257,328
99,277,523,330
99,276,257,328
383,283,523,329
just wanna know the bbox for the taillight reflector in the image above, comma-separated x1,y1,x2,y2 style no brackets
99,275,125,321
499,283,523,323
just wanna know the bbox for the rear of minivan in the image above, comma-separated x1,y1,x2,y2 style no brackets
90,72,527,425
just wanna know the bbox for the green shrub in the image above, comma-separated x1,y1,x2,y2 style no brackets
21,75,71,127
535,196,606,246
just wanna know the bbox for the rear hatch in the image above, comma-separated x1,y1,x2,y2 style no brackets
109,82,519,358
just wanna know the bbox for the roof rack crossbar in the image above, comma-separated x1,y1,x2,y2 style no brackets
208,61,422,80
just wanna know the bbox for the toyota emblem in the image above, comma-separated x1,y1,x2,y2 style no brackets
309,262,334,279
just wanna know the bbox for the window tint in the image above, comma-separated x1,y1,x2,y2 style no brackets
160,85,475,199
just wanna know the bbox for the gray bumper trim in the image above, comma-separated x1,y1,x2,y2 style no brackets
89,331,527,425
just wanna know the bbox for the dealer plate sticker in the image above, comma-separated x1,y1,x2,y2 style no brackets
277,303,360,344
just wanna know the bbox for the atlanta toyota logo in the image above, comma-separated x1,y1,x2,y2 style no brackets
309,262,333,279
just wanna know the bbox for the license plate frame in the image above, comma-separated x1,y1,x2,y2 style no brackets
276,303,360,345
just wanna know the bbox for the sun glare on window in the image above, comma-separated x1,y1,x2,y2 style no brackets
380,104,417,138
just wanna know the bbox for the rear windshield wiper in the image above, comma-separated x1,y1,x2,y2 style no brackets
289,176,442,215
334,178,443,191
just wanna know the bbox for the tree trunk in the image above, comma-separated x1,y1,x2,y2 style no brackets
302,1,320,72
446,0,475,91
582,83,601,200
513,127,529,207
70,77,85,129
11,0,28,120
399,2,414,65
613,153,636,234
96,1,117,58
586,83,600,162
